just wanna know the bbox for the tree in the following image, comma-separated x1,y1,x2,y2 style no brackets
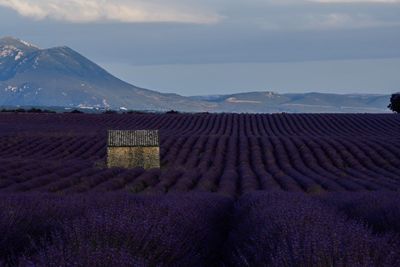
69,109,84,114
388,93,400,113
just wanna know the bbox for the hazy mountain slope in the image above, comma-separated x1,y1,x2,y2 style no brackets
0,37,214,111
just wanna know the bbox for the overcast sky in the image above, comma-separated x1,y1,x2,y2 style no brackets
0,0,399,95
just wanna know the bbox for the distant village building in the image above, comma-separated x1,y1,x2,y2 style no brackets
107,130,160,169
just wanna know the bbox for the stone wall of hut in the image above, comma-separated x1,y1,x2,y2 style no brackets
107,146,160,169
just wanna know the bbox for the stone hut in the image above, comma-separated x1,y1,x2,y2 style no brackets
107,130,160,169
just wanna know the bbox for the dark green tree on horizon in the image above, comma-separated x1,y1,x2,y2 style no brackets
388,93,400,113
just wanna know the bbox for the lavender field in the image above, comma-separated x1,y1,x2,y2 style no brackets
0,113,399,266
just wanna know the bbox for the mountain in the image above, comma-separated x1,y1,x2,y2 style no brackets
0,37,214,111
0,37,392,113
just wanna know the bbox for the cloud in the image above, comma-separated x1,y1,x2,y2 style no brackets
310,0,400,3
219,0,400,30
0,0,222,24
0,0,399,29
300,13,400,29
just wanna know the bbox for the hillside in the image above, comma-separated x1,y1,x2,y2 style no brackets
0,37,214,111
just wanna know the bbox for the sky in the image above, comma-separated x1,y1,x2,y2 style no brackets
0,0,399,95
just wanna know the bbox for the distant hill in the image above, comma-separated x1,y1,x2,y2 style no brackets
191,92,391,113
0,37,392,113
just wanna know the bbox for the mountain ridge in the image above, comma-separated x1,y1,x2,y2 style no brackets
0,37,392,113
191,91,390,113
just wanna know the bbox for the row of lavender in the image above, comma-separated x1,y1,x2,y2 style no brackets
1,133,398,176
0,113,399,195
0,113,399,137
1,192,399,266
0,159,399,195
0,136,399,194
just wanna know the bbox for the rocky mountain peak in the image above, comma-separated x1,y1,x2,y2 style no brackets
0,36,40,50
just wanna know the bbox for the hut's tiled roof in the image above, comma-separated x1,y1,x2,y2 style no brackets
108,130,159,147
